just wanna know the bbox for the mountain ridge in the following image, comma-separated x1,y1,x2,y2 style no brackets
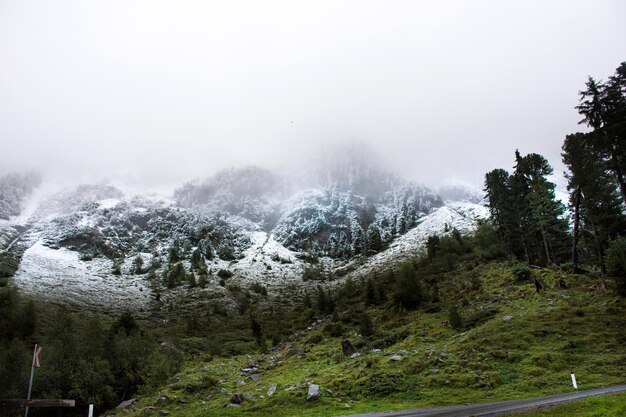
0,166,487,314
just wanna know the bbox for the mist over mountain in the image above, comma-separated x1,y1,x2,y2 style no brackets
0,144,488,312
0,172,41,220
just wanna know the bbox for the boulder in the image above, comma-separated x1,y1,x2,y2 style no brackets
341,340,357,356
230,392,245,405
267,384,277,396
116,399,136,409
307,384,321,401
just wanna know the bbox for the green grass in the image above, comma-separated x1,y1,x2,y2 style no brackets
117,261,626,417
504,392,626,416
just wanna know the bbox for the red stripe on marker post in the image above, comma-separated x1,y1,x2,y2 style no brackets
33,344,42,367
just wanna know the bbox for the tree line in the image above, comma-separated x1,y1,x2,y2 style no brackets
485,62,626,291
0,287,182,415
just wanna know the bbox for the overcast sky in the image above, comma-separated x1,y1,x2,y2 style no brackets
0,0,624,188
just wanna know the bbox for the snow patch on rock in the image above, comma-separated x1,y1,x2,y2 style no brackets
13,239,151,313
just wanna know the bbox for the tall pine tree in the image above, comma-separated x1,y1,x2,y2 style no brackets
485,151,568,265
563,132,625,275
576,62,626,206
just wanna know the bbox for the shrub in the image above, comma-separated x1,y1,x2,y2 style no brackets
463,305,500,328
316,286,335,314
132,256,144,274
188,272,197,288
217,269,233,279
448,305,463,330
198,273,208,288
302,265,322,281
511,263,532,282
250,282,268,296
363,372,403,396
111,261,122,276
475,222,507,260
324,322,343,337
359,312,375,337
371,329,410,350
364,356,380,369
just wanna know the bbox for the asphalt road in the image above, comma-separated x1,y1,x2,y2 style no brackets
343,384,626,417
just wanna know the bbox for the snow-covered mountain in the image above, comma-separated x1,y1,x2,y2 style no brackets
0,165,488,314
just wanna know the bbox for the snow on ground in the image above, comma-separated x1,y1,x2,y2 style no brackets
444,201,490,221
5,181,64,226
345,203,485,280
227,231,306,286
97,198,122,209
13,239,151,314
0,181,64,250
8,192,489,312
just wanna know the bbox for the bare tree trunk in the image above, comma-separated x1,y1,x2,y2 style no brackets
612,157,626,207
540,224,555,267
518,218,531,264
571,188,581,272
597,241,609,291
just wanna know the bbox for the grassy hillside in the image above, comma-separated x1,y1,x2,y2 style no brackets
111,259,626,417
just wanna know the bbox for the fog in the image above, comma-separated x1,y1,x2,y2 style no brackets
1,1,624,188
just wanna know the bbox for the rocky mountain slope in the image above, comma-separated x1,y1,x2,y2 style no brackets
1,163,488,313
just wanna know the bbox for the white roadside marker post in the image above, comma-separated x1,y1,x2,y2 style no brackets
571,372,578,389
88,404,94,417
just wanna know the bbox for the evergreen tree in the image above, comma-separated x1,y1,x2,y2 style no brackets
111,261,122,276
166,262,186,288
146,269,158,281
576,63,626,205
182,239,192,255
168,240,180,263
426,235,440,261
485,168,521,258
351,227,365,255
250,315,263,346
188,271,197,288
316,286,334,314
198,272,208,288
364,278,378,306
366,224,383,253
606,236,626,295
302,292,312,309
132,255,144,275
359,312,375,337
448,305,463,330
563,132,625,274
392,263,425,311
485,151,568,266
517,153,568,266
191,248,206,271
